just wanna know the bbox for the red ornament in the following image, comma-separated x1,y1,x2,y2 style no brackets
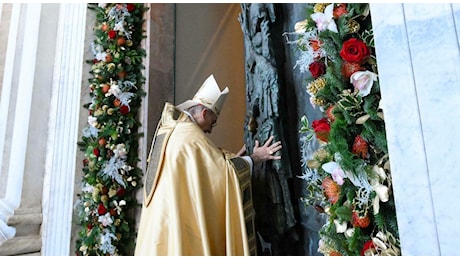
101,84,110,94
117,37,126,46
98,137,107,146
113,98,122,107
93,148,100,157
101,23,108,32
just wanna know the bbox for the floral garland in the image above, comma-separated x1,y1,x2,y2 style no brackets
287,3,401,256
75,3,147,256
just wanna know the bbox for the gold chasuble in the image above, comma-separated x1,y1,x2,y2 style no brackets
135,103,256,256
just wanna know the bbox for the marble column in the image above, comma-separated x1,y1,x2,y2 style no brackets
371,3,460,256
41,3,86,256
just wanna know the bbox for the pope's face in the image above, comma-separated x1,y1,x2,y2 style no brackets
196,108,217,134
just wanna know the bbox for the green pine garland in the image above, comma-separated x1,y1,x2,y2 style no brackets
74,3,148,256
291,3,400,256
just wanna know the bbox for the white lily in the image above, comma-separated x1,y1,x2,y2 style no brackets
98,212,113,227
311,4,338,33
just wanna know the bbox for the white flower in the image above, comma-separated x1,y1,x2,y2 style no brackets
114,143,127,158
113,200,126,214
311,4,338,33
334,219,347,233
82,183,94,193
345,228,355,238
374,183,389,202
88,116,98,127
322,161,346,185
350,70,378,97
107,83,121,97
113,21,125,32
98,213,113,227
95,51,107,61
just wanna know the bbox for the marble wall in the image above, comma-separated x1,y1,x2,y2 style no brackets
370,3,460,256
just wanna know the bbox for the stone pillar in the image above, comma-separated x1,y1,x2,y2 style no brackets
0,4,41,246
0,3,86,256
371,3,460,256
41,3,86,256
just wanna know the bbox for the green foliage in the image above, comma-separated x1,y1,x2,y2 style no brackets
75,3,148,256
294,3,400,256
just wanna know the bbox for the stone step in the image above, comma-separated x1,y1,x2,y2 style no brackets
0,235,41,255
6,213,42,226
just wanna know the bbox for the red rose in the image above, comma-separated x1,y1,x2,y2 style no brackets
333,3,348,18
108,30,117,39
97,203,107,215
126,3,135,12
117,187,126,197
339,38,370,63
120,105,130,115
312,118,330,142
309,60,326,78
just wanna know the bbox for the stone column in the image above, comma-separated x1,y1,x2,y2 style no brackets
0,3,86,256
0,4,41,244
41,3,86,256
371,3,460,256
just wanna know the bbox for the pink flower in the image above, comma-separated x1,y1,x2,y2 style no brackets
350,70,378,97
311,4,338,33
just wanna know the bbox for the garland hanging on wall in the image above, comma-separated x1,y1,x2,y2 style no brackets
287,3,401,256
75,3,147,256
